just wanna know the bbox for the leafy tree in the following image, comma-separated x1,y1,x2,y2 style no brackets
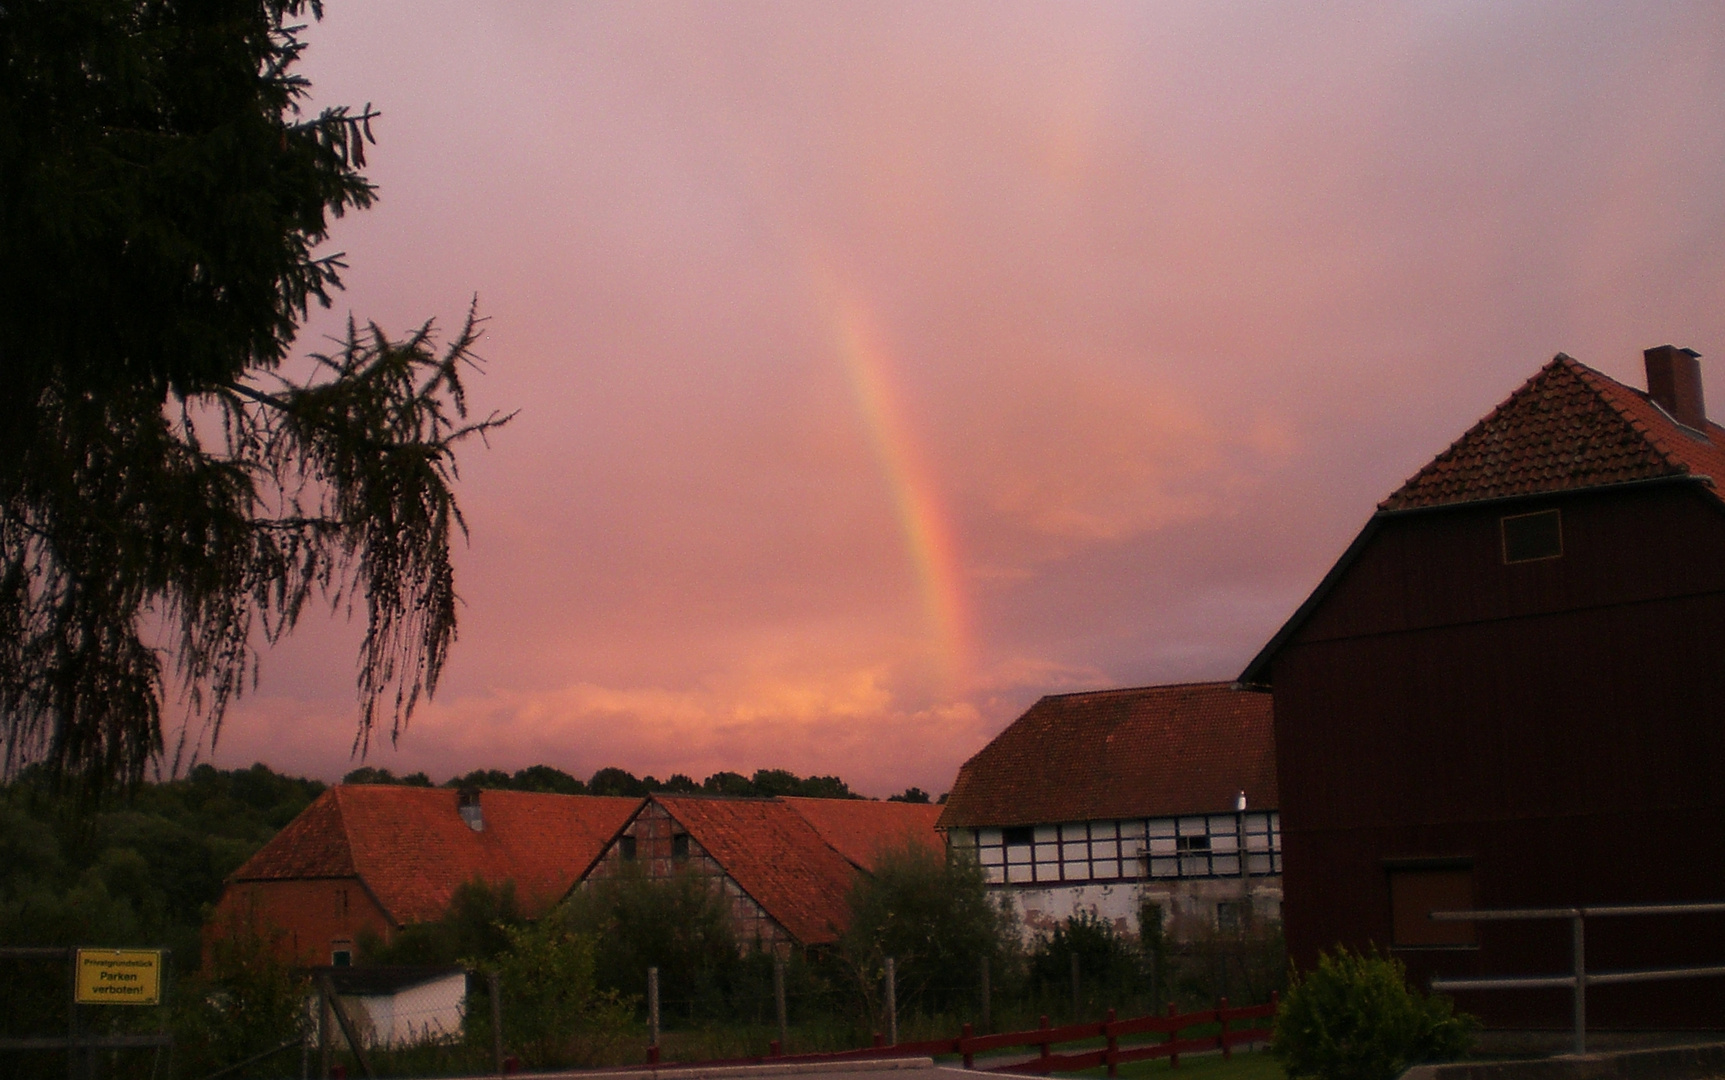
0,0,508,792
888,787,930,804
1273,946,1476,1080
1029,912,1145,1013
512,764,584,794
699,770,755,797
561,863,739,1007
840,839,1011,1019
171,913,312,1080
588,767,650,797
363,877,523,966
481,918,634,1069
444,768,515,790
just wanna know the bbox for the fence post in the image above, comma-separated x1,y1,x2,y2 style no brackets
1071,952,1081,1019
1219,997,1230,1059
774,956,788,1053
981,955,991,1032
1572,914,1586,1056
1039,1015,1051,1071
648,966,660,1054
487,971,503,1077
318,981,333,1080
1105,1007,1118,1078
66,951,80,1080
962,1022,975,1070
1166,1001,1179,1069
884,957,898,1047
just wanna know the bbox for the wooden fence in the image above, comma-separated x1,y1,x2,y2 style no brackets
640,995,1278,1077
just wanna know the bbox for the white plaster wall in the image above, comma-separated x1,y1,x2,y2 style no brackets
342,971,467,1047
996,877,1282,944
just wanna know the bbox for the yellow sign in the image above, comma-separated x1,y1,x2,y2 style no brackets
75,949,162,1005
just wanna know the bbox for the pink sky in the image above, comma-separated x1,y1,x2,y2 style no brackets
203,3,1725,797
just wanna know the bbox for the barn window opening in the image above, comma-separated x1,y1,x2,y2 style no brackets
618,835,637,861
331,947,352,967
1176,835,1211,853
1501,509,1562,563
1216,901,1246,933
1388,862,1477,948
1003,826,1034,847
672,833,691,861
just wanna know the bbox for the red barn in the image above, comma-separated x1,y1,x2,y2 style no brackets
1240,347,1725,1029
207,785,638,966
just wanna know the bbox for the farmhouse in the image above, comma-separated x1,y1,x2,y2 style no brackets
937,682,1280,942
1240,346,1725,1028
577,794,944,949
207,785,638,966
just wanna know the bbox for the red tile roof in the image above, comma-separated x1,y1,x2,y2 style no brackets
781,797,944,871
654,796,861,946
935,682,1276,830
230,786,639,926
1381,354,1725,511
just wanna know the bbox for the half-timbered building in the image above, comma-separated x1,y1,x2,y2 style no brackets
576,794,944,950
937,682,1279,941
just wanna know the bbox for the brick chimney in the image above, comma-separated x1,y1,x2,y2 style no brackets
1644,345,1707,430
457,786,484,832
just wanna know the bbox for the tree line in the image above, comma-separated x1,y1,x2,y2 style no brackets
343,763,939,803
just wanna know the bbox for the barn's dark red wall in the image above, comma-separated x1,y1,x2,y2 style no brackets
1270,480,1725,1028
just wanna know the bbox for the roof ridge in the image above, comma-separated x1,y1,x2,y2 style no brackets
1379,355,1576,511
1038,679,1236,701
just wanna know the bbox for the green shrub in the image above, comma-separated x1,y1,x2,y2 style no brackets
481,919,635,1069
1273,946,1476,1080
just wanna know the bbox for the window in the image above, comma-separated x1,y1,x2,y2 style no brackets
331,947,352,967
1002,826,1034,847
672,833,690,861
1388,862,1476,947
618,835,637,861
1502,509,1562,563
1175,835,1211,853
1217,901,1247,933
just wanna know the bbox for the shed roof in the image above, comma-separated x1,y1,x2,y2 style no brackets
652,795,860,946
935,682,1276,830
229,786,639,926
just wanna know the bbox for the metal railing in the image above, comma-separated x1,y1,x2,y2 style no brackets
1428,901,1725,1055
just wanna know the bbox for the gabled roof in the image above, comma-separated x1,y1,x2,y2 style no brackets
651,795,862,946
781,797,944,871
230,786,639,926
1239,354,1725,687
1381,354,1725,511
935,682,1276,830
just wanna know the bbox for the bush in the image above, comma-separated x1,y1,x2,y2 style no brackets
482,919,635,1069
841,840,1013,1022
1273,946,1476,1080
560,863,740,1012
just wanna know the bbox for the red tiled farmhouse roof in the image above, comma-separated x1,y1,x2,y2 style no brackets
936,682,1276,830
229,786,639,926
1380,354,1725,511
781,797,944,871
1240,352,1725,689
653,796,860,946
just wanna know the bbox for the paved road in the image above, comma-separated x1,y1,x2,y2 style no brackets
534,1056,977,1080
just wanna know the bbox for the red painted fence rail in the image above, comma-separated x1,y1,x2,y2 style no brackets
642,994,1278,1076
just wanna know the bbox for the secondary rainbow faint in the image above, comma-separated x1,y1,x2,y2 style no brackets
830,291,974,691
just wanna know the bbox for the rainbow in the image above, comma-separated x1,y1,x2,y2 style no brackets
828,293,974,690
